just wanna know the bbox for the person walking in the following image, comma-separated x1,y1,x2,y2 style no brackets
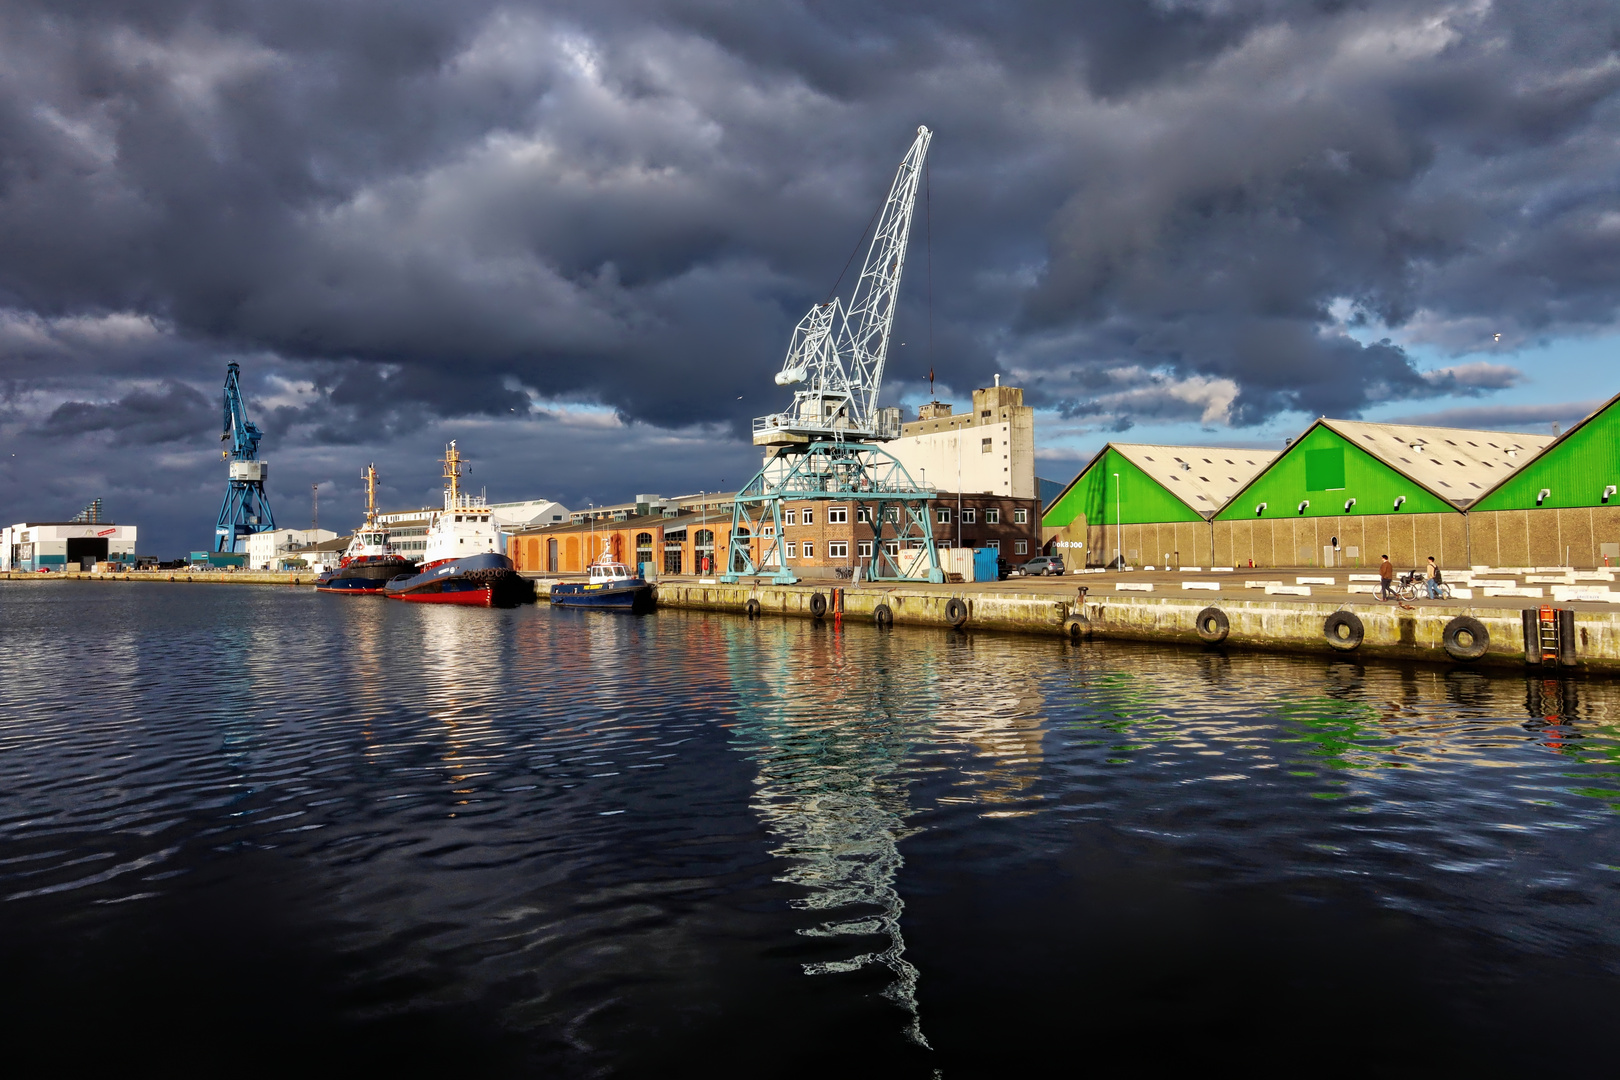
1424,556,1442,599
1378,554,1394,600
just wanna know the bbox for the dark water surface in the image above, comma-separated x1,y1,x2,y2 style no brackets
4,584,1620,1074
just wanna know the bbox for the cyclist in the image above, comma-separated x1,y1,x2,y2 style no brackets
1424,556,1443,599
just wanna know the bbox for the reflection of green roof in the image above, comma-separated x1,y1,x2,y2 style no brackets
1471,391,1620,511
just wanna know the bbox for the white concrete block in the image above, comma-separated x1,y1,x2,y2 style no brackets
1573,571,1616,582
1115,582,1154,592
1552,586,1611,602
1245,580,1283,589
1265,584,1312,596
1182,581,1220,591
1348,574,1381,582
1527,574,1575,584
1178,567,1204,572
1297,576,1335,585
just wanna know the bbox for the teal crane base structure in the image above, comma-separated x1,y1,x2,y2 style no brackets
722,441,943,585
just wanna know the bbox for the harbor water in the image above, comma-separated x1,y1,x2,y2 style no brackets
4,583,1620,1074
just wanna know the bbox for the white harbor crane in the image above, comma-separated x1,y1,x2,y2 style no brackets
724,126,942,585
755,125,931,446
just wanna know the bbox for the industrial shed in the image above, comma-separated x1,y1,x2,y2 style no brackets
1041,444,1277,567
1213,419,1551,569
1467,392,1620,567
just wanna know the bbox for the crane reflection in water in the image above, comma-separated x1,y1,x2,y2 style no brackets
717,615,1050,1048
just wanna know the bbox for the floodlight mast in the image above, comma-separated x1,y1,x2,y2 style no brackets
756,125,931,446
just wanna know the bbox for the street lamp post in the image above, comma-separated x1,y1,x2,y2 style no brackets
1113,472,1122,570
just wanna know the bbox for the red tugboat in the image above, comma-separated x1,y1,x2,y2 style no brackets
315,464,416,595
382,441,533,607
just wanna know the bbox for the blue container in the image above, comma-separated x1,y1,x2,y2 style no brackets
973,548,999,582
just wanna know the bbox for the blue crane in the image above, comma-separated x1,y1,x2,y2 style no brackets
214,362,276,552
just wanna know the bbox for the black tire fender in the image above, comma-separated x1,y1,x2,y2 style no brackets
809,592,828,618
944,597,969,627
1324,610,1364,652
1443,615,1489,662
1063,617,1087,640
873,603,894,628
745,598,761,619
1194,606,1230,644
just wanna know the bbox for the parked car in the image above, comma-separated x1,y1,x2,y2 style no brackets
1011,555,1065,576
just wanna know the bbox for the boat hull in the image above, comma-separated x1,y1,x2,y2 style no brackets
550,579,655,613
383,553,532,607
316,558,416,595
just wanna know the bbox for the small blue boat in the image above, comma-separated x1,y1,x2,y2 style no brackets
550,559,654,613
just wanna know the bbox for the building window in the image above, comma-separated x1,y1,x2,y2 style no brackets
986,540,1000,551
785,542,797,559
884,541,900,557
981,438,992,453
857,506,872,523
1015,540,1028,555
802,508,814,525
961,508,976,524
762,524,775,537
884,506,900,523
1013,508,1028,524
938,540,951,549
828,541,849,558
802,541,814,558
985,508,1000,524
858,540,874,558
829,506,848,524
785,509,797,525
937,508,951,524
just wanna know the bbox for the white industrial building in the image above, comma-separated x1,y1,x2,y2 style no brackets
2,520,138,571
885,381,1036,499
244,527,338,570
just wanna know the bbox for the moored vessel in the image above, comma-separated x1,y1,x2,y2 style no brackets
382,441,533,607
550,555,654,612
316,463,416,595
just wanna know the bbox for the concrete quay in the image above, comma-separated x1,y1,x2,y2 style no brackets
1,569,316,586
650,567,1620,672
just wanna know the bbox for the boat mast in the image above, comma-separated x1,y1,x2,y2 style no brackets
362,463,379,529
443,441,462,508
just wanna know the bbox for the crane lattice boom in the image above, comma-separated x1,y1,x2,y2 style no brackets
756,125,931,445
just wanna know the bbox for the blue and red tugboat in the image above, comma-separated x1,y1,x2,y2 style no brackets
382,441,533,607
316,464,416,595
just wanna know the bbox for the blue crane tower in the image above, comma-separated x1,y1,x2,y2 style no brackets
214,362,276,553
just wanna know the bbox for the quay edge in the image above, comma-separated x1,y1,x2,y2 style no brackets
1,569,315,586
651,581,1620,673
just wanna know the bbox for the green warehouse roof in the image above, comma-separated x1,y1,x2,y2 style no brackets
1471,391,1620,511
1215,418,1554,521
1043,443,1279,527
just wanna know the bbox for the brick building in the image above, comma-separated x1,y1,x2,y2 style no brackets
508,493,1043,578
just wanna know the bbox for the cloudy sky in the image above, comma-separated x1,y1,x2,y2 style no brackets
2,0,1618,554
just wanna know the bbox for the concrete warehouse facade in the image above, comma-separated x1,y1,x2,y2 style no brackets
1468,391,1620,567
887,383,1037,499
1041,444,1278,568
1213,419,1551,569
1,520,137,571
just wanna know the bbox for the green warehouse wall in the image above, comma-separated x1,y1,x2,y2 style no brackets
1042,446,1203,529
1215,422,1454,522
1472,396,1620,511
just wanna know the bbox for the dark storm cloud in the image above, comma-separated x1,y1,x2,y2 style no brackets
37,381,213,445
0,0,1618,526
